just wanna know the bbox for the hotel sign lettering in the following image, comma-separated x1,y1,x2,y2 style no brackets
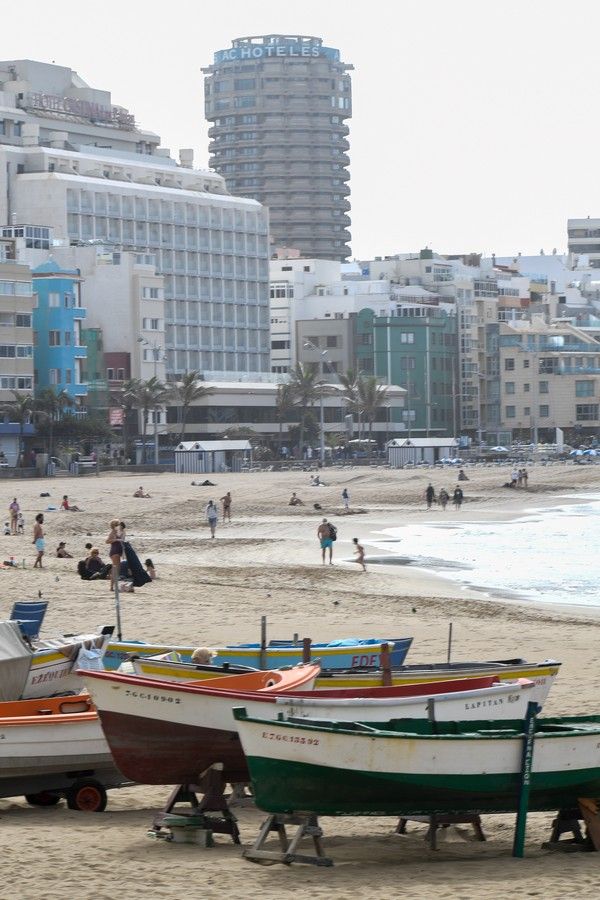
25,93,135,128
214,43,340,64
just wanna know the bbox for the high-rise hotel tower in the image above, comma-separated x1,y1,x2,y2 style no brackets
203,35,352,261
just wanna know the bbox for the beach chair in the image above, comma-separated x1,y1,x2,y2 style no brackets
10,600,48,640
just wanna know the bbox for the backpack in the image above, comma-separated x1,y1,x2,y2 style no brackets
329,523,337,542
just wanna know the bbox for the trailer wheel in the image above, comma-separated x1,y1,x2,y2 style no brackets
25,791,60,807
66,779,107,812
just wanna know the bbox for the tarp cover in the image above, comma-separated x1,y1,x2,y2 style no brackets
0,621,33,702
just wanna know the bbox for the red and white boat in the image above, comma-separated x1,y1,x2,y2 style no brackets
82,664,320,785
83,667,534,787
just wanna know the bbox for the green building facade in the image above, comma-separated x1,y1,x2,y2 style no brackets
356,307,458,437
80,327,108,413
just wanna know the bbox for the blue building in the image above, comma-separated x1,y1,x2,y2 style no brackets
32,259,87,404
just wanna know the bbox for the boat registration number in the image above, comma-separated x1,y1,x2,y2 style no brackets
124,689,181,704
262,730,319,746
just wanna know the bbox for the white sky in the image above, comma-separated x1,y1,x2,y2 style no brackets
3,0,598,259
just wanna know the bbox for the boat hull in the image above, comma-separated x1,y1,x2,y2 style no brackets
235,714,600,816
83,665,320,785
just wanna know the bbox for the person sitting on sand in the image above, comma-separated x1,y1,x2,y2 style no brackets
61,495,81,511
145,558,157,580
352,537,367,572
56,541,73,558
133,486,151,498
458,468,469,481
289,492,304,506
3,522,10,536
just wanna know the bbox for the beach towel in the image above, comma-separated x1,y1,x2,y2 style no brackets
123,541,152,588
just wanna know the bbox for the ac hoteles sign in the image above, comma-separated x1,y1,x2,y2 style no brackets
24,92,135,128
214,43,340,63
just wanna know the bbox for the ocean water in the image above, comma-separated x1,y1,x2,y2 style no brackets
370,494,600,608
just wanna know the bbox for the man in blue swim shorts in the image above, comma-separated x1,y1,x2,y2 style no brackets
317,518,334,565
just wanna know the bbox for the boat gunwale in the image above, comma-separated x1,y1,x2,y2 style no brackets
233,709,600,741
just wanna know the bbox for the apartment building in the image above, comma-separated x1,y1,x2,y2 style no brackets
0,237,34,461
203,35,352,261
499,317,600,438
0,59,270,380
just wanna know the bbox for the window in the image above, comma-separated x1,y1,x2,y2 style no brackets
524,383,530,392
0,345,15,357
576,404,599,421
16,314,31,328
142,287,160,299
48,292,60,307
539,405,549,417
505,405,516,418
400,356,415,370
49,369,61,385
106,368,114,380
234,78,256,90
16,345,33,357
504,358,515,371
65,369,72,385
505,382,515,394
117,368,125,381
271,340,290,350
539,381,549,393
49,330,61,346
64,331,71,346
326,335,338,348
576,381,594,397
0,376,32,390
400,332,415,344
142,318,161,330
523,359,530,368
524,406,530,416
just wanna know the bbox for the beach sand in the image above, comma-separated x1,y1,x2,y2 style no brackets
1,462,599,899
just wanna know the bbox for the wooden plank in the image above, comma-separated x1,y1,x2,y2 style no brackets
579,798,600,851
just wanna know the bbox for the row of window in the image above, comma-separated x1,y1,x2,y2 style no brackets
212,114,346,127
504,404,599,421
166,326,268,352
164,301,268,326
0,376,32,390
505,380,595,396
166,350,269,375
47,292,79,308
0,280,32,296
66,190,266,231
0,314,32,328
0,345,33,358
0,120,22,137
48,369,74,385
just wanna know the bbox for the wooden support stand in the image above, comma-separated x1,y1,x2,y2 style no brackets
396,814,486,850
151,766,240,844
542,801,600,852
243,814,333,867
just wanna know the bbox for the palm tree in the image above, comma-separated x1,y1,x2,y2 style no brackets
169,371,212,443
114,378,142,463
0,391,34,466
275,382,296,452
289,363,320,457
357,376,389,453
337,369,362,439
130,377,170,463
35,387,74,458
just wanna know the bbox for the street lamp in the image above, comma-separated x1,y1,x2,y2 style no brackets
303,341,334,465
138,336,165,465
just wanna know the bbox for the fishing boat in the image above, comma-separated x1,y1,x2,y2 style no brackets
233,709,600,817
0,693,126,810
129,655,560,706
82,664,320,784
0,621,113,701
103,637,412,671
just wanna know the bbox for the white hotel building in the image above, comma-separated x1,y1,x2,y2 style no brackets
0,59,271,379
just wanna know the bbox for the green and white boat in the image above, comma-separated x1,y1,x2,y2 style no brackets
233,709,600,817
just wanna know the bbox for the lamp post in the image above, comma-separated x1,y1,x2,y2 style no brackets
303,341,333,465
138,337,164,465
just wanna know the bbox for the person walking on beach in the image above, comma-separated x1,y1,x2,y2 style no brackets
206,500,219,538
452,485,464,510
522,467,529,488
425,483,436,509
105,518,124,590
9,497,19,534
439,488,449,511
317,518,335,565
32,513,45,568
352,537,367,572
220,491,232,523
342,487,350,512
